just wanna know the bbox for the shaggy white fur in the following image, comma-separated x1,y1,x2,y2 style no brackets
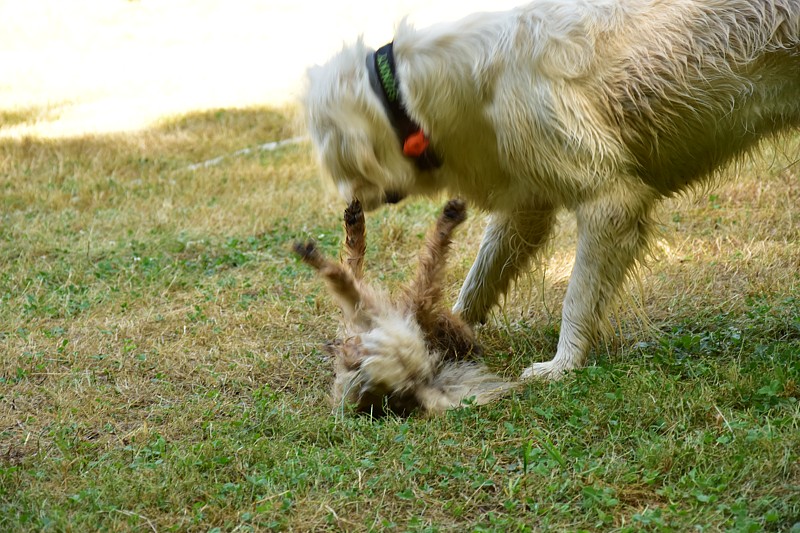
303,0,800,379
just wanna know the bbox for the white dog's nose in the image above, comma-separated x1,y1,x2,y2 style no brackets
384,191,405,204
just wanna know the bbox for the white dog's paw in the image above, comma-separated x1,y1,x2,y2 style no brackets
520,360,568,381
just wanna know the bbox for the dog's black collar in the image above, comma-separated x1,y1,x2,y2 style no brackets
367,43,441,171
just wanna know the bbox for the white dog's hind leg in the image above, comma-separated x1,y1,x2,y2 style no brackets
454,206,556,324
522,185,656,380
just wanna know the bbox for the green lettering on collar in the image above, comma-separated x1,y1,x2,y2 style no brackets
376,53,398,102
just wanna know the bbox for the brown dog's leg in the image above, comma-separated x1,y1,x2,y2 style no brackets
343,200,366,280
403,199,467,320
293,240,365,319
402,199,481,358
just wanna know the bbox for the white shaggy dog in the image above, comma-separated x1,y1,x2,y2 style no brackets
303,0,800,379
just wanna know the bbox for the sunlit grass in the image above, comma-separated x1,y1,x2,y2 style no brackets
0,0,352,137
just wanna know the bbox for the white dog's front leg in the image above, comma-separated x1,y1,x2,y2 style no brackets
522,188,655,380
454,206,556,324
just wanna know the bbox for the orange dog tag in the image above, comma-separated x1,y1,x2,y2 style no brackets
403,130,430,157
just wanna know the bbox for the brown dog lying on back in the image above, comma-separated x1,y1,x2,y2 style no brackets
294,199,515,416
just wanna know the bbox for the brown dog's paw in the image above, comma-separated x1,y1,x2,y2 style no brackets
442,198,467,224
344,199,364,227
292,240,317,259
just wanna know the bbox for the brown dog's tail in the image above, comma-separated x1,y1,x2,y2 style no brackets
416,362,518,414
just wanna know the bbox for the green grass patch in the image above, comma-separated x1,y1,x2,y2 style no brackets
0,108,798,531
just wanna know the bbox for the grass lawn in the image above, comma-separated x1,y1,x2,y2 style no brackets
1,107,798,531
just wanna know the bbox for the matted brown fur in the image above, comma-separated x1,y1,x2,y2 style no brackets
294,199,515,416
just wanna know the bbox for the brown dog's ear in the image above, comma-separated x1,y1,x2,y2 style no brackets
329,336,371,413
333,336,366,371
322,339,342,357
